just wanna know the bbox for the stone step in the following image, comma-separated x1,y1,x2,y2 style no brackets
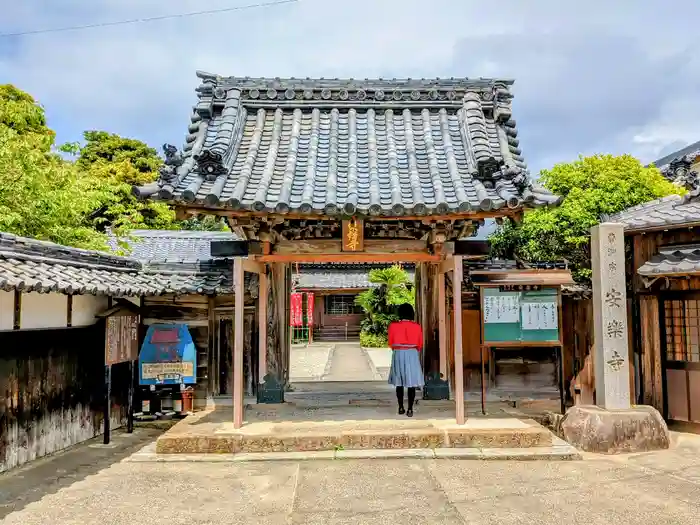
156,424,554,454
129,441,582,463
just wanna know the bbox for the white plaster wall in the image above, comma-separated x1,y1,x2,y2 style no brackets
21,292,67,330
72,295,108,327
0,290,13,331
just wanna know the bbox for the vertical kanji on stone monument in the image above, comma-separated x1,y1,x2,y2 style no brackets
591,223,631,409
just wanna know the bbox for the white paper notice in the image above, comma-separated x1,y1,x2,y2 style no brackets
483,294,520,324
521,302,557,330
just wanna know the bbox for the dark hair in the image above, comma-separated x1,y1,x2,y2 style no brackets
397,303,415,321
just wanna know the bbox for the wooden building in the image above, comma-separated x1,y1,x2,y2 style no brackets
292,263,415,341
133,73,562,427
0,232,165,471
109,229,261,401
610,183,700,431
0,229,262,471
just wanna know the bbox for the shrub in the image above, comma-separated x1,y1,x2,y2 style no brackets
360,332,388,348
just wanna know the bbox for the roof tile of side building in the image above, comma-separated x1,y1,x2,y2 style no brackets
293,263,416,290
650,140,700,185
108,229,240,264
637,244,700,278
134,73,560,216
0,231,253,297
608,191,700,232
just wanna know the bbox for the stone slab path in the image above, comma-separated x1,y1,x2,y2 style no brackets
2,432,700,524
290,342,381,382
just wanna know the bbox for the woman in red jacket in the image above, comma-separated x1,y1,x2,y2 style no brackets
387,303,424,417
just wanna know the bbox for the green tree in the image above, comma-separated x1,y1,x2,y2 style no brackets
76,130,162,173
355,265,415,347
65,131,177,233
489,154,682,282
69,131,227,233
0,85,106,249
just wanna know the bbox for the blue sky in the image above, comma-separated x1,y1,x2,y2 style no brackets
2,0,699,175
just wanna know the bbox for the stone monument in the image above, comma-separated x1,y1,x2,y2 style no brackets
561,223,670,453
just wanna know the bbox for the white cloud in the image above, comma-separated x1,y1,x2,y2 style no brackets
1,0,699,171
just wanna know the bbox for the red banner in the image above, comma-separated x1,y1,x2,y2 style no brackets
290,293,303,327
306,293,314,327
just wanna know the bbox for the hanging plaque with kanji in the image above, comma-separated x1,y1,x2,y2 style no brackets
342,218,364,252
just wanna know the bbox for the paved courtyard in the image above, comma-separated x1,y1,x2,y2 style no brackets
1,427,700,524
290,342,391,382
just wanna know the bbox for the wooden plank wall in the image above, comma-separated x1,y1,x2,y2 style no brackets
639,295,663,410
0,324,128,473
561,296,592,397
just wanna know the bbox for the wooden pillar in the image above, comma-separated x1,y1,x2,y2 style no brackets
453,255,465,425
258,266,268,382
266,263,287,381
233,258,245,428
207,297,217,397
438,271,447,378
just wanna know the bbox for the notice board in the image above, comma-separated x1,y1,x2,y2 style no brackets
105,314,139,365
481,287,560,344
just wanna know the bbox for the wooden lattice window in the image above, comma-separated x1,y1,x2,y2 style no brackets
663,298,700,363
325,295,362,315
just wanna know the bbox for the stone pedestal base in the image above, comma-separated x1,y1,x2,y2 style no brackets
560,405,670,454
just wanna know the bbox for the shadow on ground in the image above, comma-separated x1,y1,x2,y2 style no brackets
0,425,168,519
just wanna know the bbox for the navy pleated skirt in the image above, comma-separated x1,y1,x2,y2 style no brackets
387,347,424,388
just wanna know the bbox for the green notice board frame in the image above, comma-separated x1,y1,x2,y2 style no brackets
481,287,561,346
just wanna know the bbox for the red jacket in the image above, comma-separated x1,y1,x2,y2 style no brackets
388,320,423,351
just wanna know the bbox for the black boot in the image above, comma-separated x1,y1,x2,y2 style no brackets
407,387,416,417
396,386,405,414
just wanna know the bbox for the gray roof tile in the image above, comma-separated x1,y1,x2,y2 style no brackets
0,232,253,297
134,74,560,215
609,191,700,231
648,140,700,189
109,229,240,263
293,263,415,290
637,244,700,277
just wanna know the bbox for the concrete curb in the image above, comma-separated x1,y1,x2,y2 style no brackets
361,347,384,381
319,344,337,380
125,442,582,463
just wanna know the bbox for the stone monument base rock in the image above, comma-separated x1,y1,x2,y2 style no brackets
561,405,670,454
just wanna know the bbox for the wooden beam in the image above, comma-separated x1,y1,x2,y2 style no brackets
259,253,440,264
453,255,465,425
233,258,245,429
243,258,265,274
258,266,268,382
273,238,427,255
438,272,447,378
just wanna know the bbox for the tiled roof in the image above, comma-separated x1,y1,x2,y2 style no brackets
608,191,700,232
109,229,240,263
0,232,251,297
293,263,415,290
651,140,700,186
637,244,700,278
133,73,560,216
